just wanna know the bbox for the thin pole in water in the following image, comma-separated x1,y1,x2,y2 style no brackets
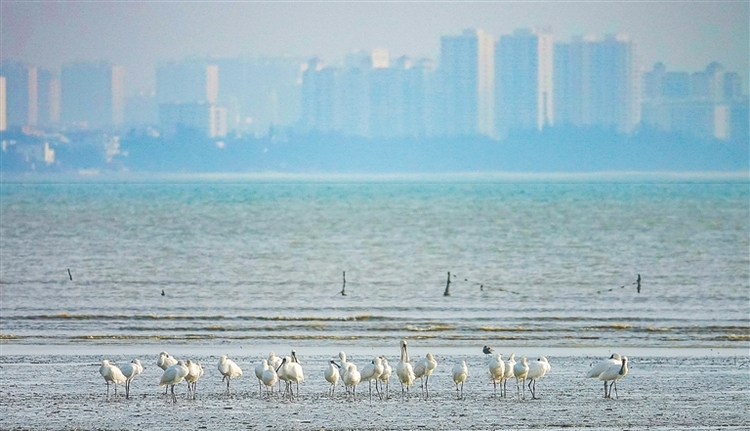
443,271,451,296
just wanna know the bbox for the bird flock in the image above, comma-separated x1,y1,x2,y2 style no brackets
98,341,629,403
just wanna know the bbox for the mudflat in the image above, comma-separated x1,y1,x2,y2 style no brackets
1,352,748,430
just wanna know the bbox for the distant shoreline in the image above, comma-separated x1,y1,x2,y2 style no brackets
2,170,749,184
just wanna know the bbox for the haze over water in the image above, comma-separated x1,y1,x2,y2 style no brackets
1,175,748,354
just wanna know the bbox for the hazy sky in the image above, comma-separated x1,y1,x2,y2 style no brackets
3,1,748,92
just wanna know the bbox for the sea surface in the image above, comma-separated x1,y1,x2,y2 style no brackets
1,174,748,355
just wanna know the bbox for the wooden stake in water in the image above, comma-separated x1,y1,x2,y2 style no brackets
443,271,451,296
341,271,347,296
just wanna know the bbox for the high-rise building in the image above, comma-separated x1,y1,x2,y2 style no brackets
400,57,435,138
554,35,639,133
339,51,371,137
300,58,339,133
0,61,37,128
60,62,124,129
0,77,6,132
438,29,495,137
495,28,553,138
37,69,59,127
156,60,217,105
231,56,304,136
641,62,747,140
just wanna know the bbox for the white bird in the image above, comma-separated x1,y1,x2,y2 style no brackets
278,356,304,400
360,357,384,399
268,351,283,370
599,356,629,399
159,360,189,403
526,357,550,399
157,352,179,395
254,359,267,396
451,360,469,399
378,356,392,399
157,351,178,370
341,361,361,400
324,359,340,396
586,353,622,378
185,360,204,400
119,359,143,399
99,360,126,399
488,353,505,397
217,355,243,393
502,353,516,398
396,339,416,398
413,353,438,398
261,360,279,397
268,351,283,391
513,356,529,400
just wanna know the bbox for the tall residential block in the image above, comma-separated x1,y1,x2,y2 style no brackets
554,35,639,133
438,29,495,137
641,62,748,140
300,58,339,133
61,62,124,129
0,77,6,131
156,60,218,105
495,28,553,138
0,61,37,127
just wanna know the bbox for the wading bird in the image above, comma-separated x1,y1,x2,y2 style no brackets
159,360,189,403
217,355,243,393
396,340,416,398
503,353,516,398
324,359,340,396
451,360,469,399
185,360,204,400
599,357,628,399
526,357,550,399
513,356,529,400
586,353,622,378
119,359,143,399
99,360,126,399
488,353,505,397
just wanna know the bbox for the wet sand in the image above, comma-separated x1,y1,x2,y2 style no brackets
1,351,748,430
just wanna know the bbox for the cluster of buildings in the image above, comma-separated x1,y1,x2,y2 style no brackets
1,28,747,144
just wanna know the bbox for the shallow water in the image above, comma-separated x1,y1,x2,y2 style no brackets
2,175,749,429
1,176,748,352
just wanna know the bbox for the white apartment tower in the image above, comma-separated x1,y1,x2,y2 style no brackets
554,34,639,133
439,29,495,137
495,28,553,138
0,77,6,131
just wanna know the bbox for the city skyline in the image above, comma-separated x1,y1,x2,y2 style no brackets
3,1,748,91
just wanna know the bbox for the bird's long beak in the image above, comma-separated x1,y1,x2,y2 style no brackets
276,358,286,372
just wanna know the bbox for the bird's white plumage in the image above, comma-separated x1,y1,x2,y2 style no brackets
159,360,189,387
157,351,178,370
218,354,242,392
513,356,529,399
396,340,416,397
119,359,143,399
160,360,189,402
599,357,629,398
526,357,550,399
185,360,204,399
324,359,340,395
99,359,126,398
261,360,279,395
451,360,468,399
587,353,622,378
488,353,505,395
